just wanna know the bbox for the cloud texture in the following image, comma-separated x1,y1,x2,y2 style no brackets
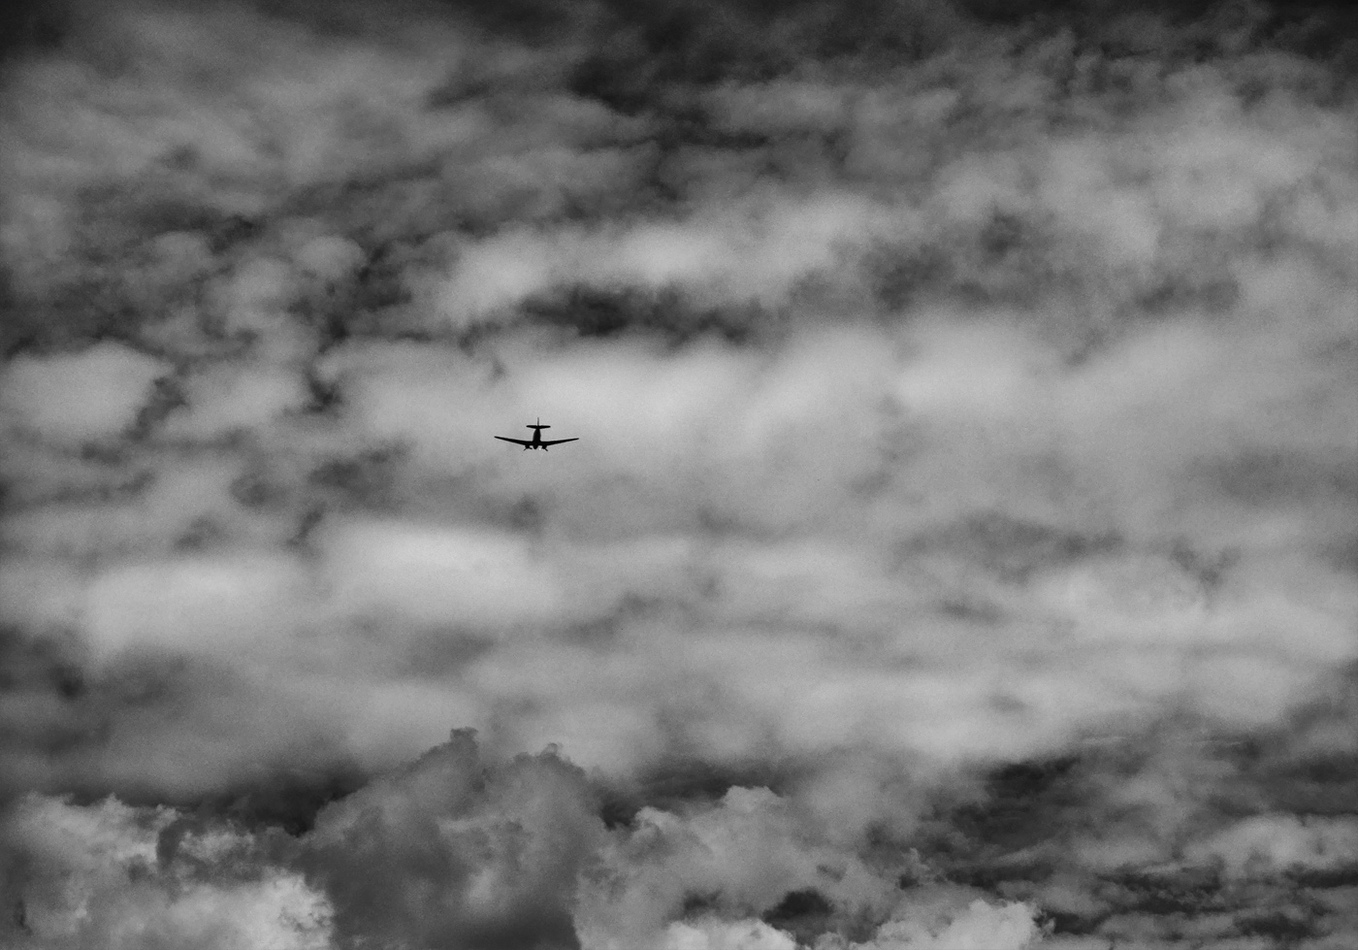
1,0,1355,946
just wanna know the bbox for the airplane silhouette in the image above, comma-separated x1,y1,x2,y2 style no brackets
494,419,579,451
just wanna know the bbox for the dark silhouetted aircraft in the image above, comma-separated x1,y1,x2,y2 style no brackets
495,419,578,451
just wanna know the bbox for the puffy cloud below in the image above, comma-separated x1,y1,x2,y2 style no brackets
6,725,1358,949
577,785,900,944
303,729,604,950
2,794,331,950
840,896,1039,950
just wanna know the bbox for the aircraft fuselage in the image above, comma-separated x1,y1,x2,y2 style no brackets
494,420,579,451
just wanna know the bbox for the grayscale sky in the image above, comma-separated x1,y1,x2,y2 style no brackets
0,0,1355,947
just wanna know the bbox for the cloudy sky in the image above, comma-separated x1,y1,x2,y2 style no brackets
0,0,1355,946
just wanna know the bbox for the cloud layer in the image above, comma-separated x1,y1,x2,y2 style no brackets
1,0,1355,946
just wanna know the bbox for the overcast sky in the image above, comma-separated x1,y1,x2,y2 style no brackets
1,0,1355,947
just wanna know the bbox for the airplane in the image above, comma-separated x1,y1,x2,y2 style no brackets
494,418,579,451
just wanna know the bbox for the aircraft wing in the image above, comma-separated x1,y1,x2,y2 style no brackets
538,438,579,446
494,436,534,446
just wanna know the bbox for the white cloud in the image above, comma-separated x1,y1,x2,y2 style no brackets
6,795,332,950
290,233,365,282
0,343,169,444
82,553,311,660
0,556,84,631
660,918,797,950
435,192,900,326
317,339,504,468
894,320,1056,421
438,228,560,321
160,363,310,439
1185,815,1358,878
849,898,1040,950
317,518,571,628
